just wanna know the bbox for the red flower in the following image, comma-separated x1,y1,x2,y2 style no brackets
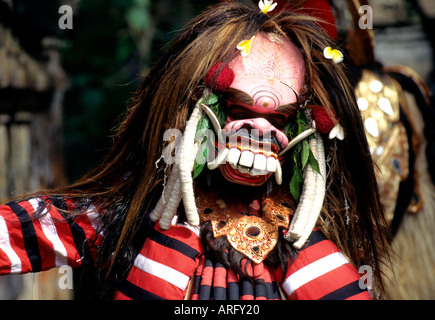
311,106,336,134
204,62,235,92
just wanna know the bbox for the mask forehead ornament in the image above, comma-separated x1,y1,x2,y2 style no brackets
229,32,305,109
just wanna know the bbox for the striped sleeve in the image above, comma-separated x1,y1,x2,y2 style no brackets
0,197,102,275
115,221,203,300
277,229,371,300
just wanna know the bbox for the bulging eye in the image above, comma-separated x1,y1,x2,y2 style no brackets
228,107,250,121
267,115,287,130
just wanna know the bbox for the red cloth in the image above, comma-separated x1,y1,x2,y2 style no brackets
0,198,369,300
0,197,101,274
115,225,370,300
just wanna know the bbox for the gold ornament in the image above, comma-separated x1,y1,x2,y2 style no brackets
196,185,295,264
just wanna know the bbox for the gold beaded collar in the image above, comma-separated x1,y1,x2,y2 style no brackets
196,185,295,264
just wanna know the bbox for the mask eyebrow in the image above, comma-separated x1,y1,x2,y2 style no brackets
224,88,254,106
275,103,298,118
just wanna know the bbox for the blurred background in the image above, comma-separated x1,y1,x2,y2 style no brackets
0,0,434,299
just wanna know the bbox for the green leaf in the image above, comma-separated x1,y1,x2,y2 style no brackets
192,143,209,178
293,149,299,166
290,166,304,200
201,93,227,127
192,162,205,179
193,113,212,179
201,93,219,105
211,104,227,127
196,115,211,132
284,119,297,139
308,149,320,174
301,140,309,169
297,117,307,134
298,110,309,126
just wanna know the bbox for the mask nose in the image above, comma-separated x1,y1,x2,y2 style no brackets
233,119,278,151
241,118,277,138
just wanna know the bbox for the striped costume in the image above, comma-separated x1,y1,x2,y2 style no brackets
0,197,370,300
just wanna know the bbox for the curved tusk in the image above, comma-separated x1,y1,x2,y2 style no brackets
278,128,316,157
292,132,326,249
200,103,225,144
207,147,229,170
285,136,318,241
274,158,282,185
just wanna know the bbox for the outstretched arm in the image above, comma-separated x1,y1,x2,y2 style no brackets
0,196,102,275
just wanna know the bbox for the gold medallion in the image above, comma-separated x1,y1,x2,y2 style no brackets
196,185,295,263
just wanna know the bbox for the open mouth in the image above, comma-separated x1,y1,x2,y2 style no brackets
215,131,283,186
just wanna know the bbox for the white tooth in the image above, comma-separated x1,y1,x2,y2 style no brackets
226,148,241,165
253,154,267,170
239,150,254,167
266,156,277,172
250,168,268,176
274,158,282,185
237,165,250,174
230,163,238,170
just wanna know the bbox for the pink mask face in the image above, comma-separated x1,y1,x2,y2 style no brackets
219,32,305,186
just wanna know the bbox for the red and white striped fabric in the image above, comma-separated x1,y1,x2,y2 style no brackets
114,220,203,300
0,197,102,275
116,224,370,300
276,229,371,300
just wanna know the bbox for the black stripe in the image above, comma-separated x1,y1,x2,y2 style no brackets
240,278,254,297
199,284,211,300
150,228,199,261
254,278,266,298
118,280,164,300
319,280,366,300
192,274,202,295
264,282,274,299
212,261,227,300
204,258,213,268
300,229,326,250
227,282,239,300
265,281,281,300
6,201,42,272
49,197,93,266
212,286,226,300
